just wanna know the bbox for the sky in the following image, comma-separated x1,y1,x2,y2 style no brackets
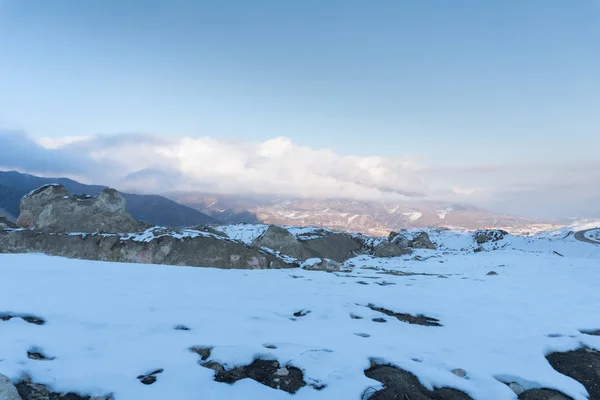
0,0,599,219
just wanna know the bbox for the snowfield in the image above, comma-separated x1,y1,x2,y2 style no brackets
1,231,600,399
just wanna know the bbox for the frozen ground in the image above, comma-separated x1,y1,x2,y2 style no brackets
1,229,600,399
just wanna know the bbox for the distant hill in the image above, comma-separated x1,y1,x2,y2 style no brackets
0,171,214,227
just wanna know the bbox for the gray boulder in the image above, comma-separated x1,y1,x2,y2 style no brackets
301,258,341,272
374,241,413,257
0,374,22,400
473,229,508,244
301,231,363,262
17,184,148,233
409,231,436,249
388,231,410,248
252,225,313,260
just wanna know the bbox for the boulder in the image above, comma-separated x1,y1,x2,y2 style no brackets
388,231,410,248
374,241,413,257
15,380,112,400
300,232,363,262
0,374,22,400
364,363,471,400
409,231,436,249
473,229,508,244
252,225,313,260
17,184,148,233
301,258,341,272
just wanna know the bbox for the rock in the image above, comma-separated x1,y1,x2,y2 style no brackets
487,271,499,276
374,241,413,257
451,368,467,378
201,361,225,372
301,258,341,272
15,381,112,400
252,225,313,260
0,228,296,269
0,374,22,400
474,246,484,253
190,346,212,361
474,229,508,245
364,363,472,400
546,347,600,400
0,217,17,229
509,382,525,395
17,184,148,233
366,304,442,327
388,231,410,247
409,232,436,249
209,359,306,394
519,389,573,400
301,231,363,262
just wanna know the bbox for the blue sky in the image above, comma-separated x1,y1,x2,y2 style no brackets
1,0,598,164
0,1,599,219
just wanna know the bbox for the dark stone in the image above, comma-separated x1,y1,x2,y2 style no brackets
519,388,573,399
16,381,112,400
367,304,442,327
364,363,472,400
546,347,600,400
190,346,212,361
174,324,190,331
27,350,54,361
487,271,499,276
293,310,310,317
372,318,387,323
207,359,307,394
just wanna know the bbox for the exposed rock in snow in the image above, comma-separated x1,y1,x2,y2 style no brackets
374,241,413,258
409,231,436,249
473,229,509,245
301,258,341,272
252,225,313,260
0,227,295,269
0,216,17,229
16,184,147,233
388,231,410,248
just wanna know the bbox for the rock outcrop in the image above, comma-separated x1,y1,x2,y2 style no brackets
252,225,363,262
0,228,296,269
252,225,314,260
409,231,436,249
17,184,148,233
374,241,413,257
473,229,508,244
388,231,410,247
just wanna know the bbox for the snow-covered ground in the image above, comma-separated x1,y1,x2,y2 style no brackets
1,233,600,399
584,228,600,242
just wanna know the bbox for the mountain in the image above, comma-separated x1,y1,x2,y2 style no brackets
0,171,214,227
170,192,557,235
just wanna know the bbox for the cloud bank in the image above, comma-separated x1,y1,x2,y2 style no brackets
1,129,598,220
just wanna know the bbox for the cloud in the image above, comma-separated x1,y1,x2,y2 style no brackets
1,129,599,219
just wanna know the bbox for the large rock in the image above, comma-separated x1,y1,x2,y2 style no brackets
15,380,111,400
17,184,148,233
300,232,363,262
546,347,600,400
364,363,471,400
409,231,436,249
0,374,22,400
374,241,413,257
388,231,410,247
252,225,314,260
473,229,508,244
0,227,296,269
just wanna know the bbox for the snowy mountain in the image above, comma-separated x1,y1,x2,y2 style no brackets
171,194,558,235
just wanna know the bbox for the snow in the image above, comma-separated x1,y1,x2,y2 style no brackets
213,224,268,244
402,211,423,222
584,229,600,242
1,230,600,399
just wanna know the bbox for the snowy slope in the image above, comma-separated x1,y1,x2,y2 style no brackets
1,240,600,399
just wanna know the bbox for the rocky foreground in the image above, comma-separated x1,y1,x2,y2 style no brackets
1,184,600,400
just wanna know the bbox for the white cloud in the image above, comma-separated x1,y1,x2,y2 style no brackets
4,130,600,219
